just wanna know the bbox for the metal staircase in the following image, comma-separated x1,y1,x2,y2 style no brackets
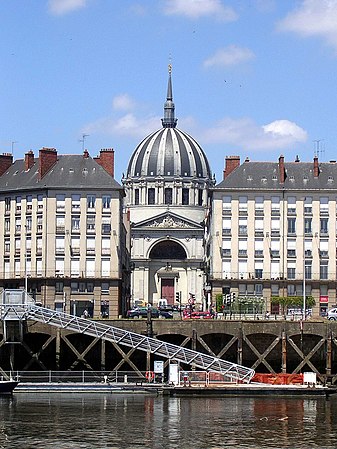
0,290,255,383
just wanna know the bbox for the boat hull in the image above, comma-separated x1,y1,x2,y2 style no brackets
0,381,19,394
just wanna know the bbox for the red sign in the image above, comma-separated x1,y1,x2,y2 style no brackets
320,296,329,303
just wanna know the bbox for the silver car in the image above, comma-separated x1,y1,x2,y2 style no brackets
328,308,337,320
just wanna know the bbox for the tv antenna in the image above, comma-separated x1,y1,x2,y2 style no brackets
11,141,17,154
313,139,325,159
79,134,89,151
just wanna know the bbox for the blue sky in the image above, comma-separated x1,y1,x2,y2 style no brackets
1,0,337,183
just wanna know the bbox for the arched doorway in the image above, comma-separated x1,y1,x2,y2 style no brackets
149,241,187,304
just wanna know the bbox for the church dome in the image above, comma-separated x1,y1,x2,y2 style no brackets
125,66,212,180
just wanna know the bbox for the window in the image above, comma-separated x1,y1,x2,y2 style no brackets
26,216,32,231
87,216,95,232
102,217,111,234
304,197,312,214
71,194,81,210
37,215,43,232
101,259,110,276
288,218,296,234
16,196,21,212
198,189,203,206
55,281,64,293
87,195,96,209
182,188,189,205
304,218,312,234
305,262,312,280
86,259,95,277
55,237,65,254
101,282,109,294
71,282,79,293
36,259,42,276
271,196,280,211
255,196,264,211
71,237,80,255
134,189,139,205
148,189,155,205
102,195,111,209
287,284,296,296
5,218,10,232
287,267,296,279
5,197,11,212
55,259,64,276
239,196,248,212
222,196,231,212
320,197,329,213
102,238,110,255
37,194,43,209
287,196,296,214
71,259,80,276
320,218,328,234
15,218,21,232
164,188,172,205
56,194,65,211
320,262,328,280
4,240,10,253
56,216,65,232
72,216,80,232
86,238,95,254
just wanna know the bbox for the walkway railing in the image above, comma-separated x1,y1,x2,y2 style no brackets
0,290,255,383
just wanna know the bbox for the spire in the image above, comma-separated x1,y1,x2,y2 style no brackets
161,64,178,128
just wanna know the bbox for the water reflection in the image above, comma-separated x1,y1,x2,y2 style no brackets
0,394,336,448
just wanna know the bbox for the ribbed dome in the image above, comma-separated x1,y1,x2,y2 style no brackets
125,66,212,180
127,127,212,179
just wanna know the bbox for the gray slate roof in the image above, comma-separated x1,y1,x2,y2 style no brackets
215,160,337,191
0,155,123,193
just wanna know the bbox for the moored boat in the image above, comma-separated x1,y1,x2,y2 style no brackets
0,380,19,394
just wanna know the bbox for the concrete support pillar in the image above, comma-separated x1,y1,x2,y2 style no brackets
237,327,243,366
326,331,332,378
281,330,287,373
101,339,106,372
55,328,61,370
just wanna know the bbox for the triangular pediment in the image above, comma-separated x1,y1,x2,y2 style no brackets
132,211,203,230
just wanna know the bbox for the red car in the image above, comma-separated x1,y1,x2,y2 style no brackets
182,310,214,320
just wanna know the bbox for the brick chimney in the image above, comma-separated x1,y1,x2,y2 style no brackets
39,147,58,179
0,153,13,176
313,156,319,178
83,149,89,159
223,156,240,180
25,150,34,171
278,155,286,184
95,148,115,177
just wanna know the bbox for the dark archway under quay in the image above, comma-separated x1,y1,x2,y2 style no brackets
1,320,337,384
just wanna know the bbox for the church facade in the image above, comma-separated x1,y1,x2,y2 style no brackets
122,66,214,308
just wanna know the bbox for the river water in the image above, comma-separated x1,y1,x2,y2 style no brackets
0,393,336,448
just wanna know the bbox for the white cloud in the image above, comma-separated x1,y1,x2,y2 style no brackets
112,94,136,111
278,0,337,52
163,0,237,21
203,45,255,68
201,117,307,150
84,113,160,139
48,0,87,16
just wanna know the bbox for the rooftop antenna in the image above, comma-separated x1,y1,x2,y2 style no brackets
79,134,89,151
313,139,325,159
11,141,17,154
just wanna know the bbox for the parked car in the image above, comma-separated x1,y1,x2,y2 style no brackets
182,309,214,320
126,307,173,319
127,307,159,318
328,308,337,320
159,309,173,319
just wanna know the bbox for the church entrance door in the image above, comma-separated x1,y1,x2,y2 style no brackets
161,278,174,304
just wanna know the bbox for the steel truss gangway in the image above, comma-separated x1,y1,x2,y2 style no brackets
0,290,255,383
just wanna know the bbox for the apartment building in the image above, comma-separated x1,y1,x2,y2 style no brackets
211,155,337,317
0,147,130,319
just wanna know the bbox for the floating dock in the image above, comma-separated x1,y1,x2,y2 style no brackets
14,382,337,398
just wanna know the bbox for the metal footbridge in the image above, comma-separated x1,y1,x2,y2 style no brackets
0,290,255,383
